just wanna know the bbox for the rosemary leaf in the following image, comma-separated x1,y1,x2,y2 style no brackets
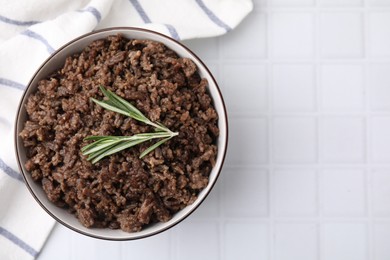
84,136,117,141
91,98,132,118
139,137,172,159
100,86,147,121
82,86,179,164
89,139,147,164
82,139,123,155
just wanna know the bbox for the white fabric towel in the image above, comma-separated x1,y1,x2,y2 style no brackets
0,0,252,259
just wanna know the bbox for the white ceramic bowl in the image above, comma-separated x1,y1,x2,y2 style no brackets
14,27,228,240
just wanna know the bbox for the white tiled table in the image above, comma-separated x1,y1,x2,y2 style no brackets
39,0,390,259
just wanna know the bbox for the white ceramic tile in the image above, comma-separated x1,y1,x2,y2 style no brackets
273,117,317,163
94,242,121,260
269,0,314,6
368,13,390,57
373,222,390,260
270,13,314,58
371,117,390,163
190,184,219,219
320,13,363,58
222,168,268,217
320,169,366,217
274,222,318,260
176,222,219,260
368,63,390,111
122,230,171,260
227,117,268,165
372,169,390,217
221,63,267,115
321,223,368,260
320,64,365,111
182,37,218,60
369,0,390,5
224,221,269,260
220,13,266,59
320,117,365,163
273,169,317,217
253,0,267,11
205,63,218,80
69,232,99,260
318,0,362,5
272,64,316,112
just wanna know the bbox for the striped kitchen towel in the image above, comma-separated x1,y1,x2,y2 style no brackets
0,0,252,259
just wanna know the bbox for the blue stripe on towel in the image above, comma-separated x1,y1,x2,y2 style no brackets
0,78,25,90
21,29,55,54
164,24,180,41
129,0,151,23
194,0,231,31
0,14,39,26
0,227,38,257
78,6,102,23
128,1,181,40
0,157,24,182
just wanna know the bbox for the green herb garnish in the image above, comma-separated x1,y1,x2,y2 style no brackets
81,86,178,164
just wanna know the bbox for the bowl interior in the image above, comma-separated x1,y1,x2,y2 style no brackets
15,28,227,240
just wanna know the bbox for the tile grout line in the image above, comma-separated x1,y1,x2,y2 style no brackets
223,8,390,257
363,0,374,258
228,112,390,119
253,5,390,12
216,35,225,260
169,230,174,260
189,216,390,222
313,2,323,259
361,0,375,258
223,2,390,260
265,0,276,257
208,58,390,63
223,163,390,169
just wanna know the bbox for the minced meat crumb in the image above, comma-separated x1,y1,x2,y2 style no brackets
19,34,219,232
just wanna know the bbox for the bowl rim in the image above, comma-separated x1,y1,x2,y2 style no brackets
14,27,229,240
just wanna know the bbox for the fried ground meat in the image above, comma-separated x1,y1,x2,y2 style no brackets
19,34,219,232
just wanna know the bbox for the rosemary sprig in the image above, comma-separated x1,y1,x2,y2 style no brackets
82,86,178,164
